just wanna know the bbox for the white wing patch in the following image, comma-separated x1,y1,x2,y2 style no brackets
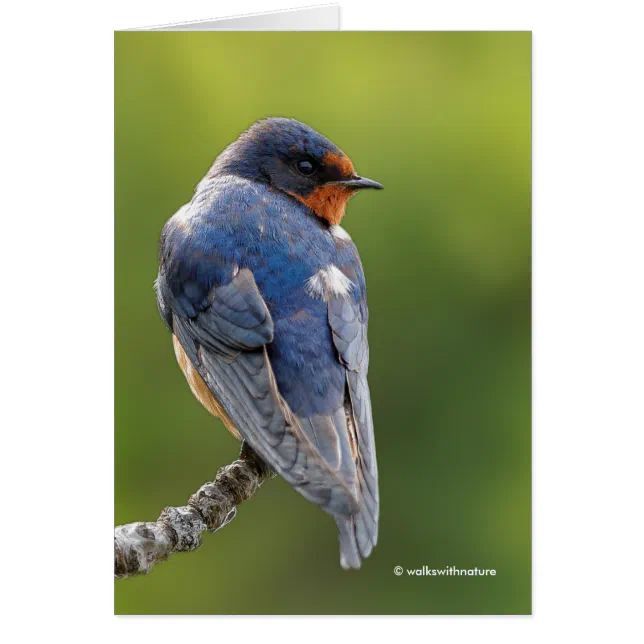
305,265,355,301
330,225,352,242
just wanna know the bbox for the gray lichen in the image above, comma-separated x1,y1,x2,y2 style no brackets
114,442,275,579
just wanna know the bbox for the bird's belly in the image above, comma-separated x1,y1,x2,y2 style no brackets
172,334,242,440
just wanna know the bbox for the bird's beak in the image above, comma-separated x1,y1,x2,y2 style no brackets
330,175,384,190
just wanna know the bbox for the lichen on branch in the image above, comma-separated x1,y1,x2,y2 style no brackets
114,442,275,579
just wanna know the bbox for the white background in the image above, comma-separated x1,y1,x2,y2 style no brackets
1,0,642,641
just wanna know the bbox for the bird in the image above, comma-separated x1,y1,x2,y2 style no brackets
155,117,382,569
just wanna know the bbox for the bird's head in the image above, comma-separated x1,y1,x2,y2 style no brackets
211,118,383,225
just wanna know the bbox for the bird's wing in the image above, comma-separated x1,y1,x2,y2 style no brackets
156,264,360,518
327,290,379,568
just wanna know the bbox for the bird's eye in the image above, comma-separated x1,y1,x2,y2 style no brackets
296,160,316,176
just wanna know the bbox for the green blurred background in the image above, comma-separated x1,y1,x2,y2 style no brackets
115,32,531,615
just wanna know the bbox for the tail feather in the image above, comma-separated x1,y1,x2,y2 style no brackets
337,516,362,569
336,501,378,570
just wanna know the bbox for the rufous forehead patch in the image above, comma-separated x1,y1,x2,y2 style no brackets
323,151,355,178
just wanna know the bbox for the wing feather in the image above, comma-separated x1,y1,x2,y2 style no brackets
328,294,379,568
160,268,359,517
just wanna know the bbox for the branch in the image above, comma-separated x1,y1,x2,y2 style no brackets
114,442,275,579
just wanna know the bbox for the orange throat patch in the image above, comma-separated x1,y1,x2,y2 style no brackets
288,151,357,224
292,185,357,225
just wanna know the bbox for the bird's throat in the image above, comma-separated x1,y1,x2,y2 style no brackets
290,185,356,226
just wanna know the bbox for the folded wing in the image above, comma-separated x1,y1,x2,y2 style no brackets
157,266,359,517
328,295,379,568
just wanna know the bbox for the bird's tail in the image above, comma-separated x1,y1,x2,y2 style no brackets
336,513,377,570
336,469,379,569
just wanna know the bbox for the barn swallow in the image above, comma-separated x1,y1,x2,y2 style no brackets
155,118,382,569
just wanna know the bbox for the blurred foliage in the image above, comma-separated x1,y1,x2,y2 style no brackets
115,31,531,614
